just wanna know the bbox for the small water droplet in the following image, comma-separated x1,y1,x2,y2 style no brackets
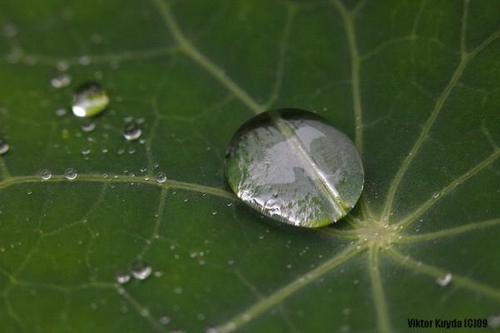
116,273,130,285
156,172,167,184
78,55,91,65
159,316,171,325
51,73,71,89
38,169,52,181
224,109,364,228
64,168,78,181
2,23,18,38
436,273,452,287
72,82,109,117
0,139,10,155
131,262,152,280
81,122,96,133
55,108,67,117
488,314,500,328
56,60,70,71
432,192,440,199
123,123,142,141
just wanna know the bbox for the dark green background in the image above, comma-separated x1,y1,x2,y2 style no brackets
0,0,499,332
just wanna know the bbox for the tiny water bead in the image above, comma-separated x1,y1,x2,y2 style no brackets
72,82,109,117
156,172,167,184
0,139,9,155
436,273,453,287
64,168,78,181
131,262,152,280
50,72,71,89
123,123,142,141
81,122,96,133
38,169,52,181
116,273,131,285
225,109,364,228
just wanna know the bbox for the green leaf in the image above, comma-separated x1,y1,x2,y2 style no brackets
1,0,499,332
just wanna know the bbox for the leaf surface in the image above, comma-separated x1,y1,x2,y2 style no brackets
1,0,500,332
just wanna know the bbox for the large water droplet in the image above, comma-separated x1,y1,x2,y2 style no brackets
0,139,10,155
72,82,109,117
131,262,152,280
123,123,142,141
225,109,364,228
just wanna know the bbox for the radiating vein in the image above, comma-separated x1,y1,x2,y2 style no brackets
368,248,392,333
2,46,177,67
401,218,500,243
381,58,468,222
380,1,471,221
381,7,500,222
115,286,166,332
138,188,168,258
388,249,500,301
0,157,11,179
331,0,364,153
0,174,235,200
397,149,500,229
151,0,264,114
264,4,296,108
212,245,365,333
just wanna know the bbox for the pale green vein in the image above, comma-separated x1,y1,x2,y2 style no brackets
115,286,165,332
380,0,470,221
331,0,364,154
381,11,500,222
264,4,296,109
2,46,177,67
151,0,265,115
397,149,500,229
387,249,500,301
0,174,235,200
381,59,468,222
43,183,109,237
401,218,500,243
138,188,168,258
331,0,374,220
460,0,470,54
0,157,11,179
211,245,365,333
368,247,392,333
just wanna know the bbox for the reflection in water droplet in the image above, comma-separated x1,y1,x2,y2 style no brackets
50,73,71,88
131,262,152,280
0,139,10,155
72,82,109,117
225,109,364,228
116,273,130,285
156,172,167,184
64,168,78,181
81,122,96,133
436,273,452,287
38,169,52,181
123,123,142,141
